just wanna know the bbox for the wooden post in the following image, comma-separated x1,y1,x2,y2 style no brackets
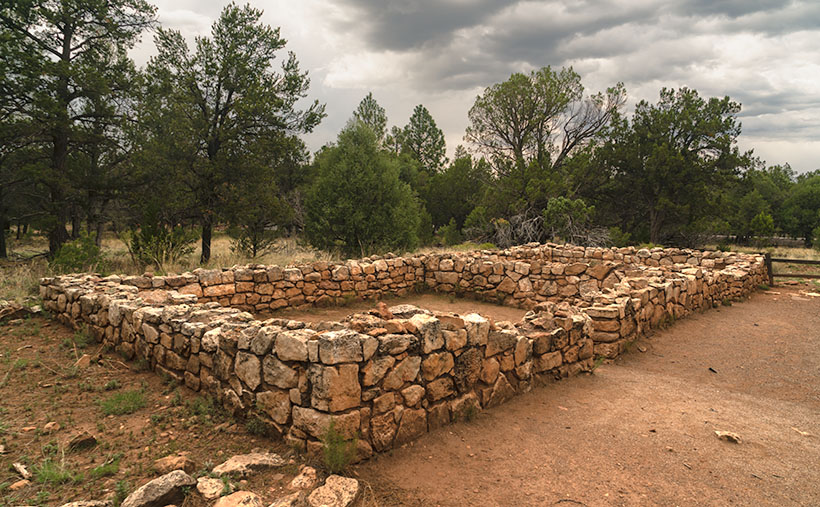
764,252,773,286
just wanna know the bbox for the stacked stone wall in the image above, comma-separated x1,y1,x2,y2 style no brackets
39,244,766,456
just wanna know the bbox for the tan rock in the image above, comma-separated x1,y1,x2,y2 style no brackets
213,491,262,507
153,454,196,475
421,351,454,381
308,364,361,412
211,452,285,477
196,477,225,500
9,479,30,491
307,475,360,507
257,390,291,424
394,408,427,445
289,465,318,490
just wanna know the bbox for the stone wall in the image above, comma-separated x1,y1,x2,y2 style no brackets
39,244,766,457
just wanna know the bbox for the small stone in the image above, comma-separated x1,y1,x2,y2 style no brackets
58,502,110,507
43,421,61,433
308,475,360,507
10,479,30,491
196,477,225,500
212,452,286,477
715,430,742,444
74,353,92,369
68,431,97,450
213,491,263,507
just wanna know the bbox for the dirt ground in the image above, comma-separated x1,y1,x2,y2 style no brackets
2,285,819,505
0,317,304,505
267,293,528,324
355,286,820,506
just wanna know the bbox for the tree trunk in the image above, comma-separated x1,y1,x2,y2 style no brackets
0,216,7,259
200,214,212,264
649,207,664,245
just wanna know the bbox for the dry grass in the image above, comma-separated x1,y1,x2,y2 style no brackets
722,245,820,260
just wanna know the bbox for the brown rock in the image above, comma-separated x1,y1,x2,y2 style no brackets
256,390,291,424
68,431,97,451
153,454,196,475
394,408,427,445
421,351,454,381
121,470,196,507
308,364,361,412
196,477,225,500
426,376,455,401
370,412,398,451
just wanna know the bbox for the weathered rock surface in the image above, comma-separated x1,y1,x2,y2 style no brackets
307,475,360,507
212,452,286,477
120,470,196,507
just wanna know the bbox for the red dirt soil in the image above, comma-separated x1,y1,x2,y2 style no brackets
267,293,528,324
355,286,820,506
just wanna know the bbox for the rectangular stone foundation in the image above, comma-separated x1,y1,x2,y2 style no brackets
39,243,766,459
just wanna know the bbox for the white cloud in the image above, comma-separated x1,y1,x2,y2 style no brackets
133,0,820,172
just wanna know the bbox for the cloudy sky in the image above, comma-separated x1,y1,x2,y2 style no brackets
132,0,820,173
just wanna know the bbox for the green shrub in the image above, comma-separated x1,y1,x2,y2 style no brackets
438,218,463,246
320,421,357,474
50,233,101,273
121,224,196,271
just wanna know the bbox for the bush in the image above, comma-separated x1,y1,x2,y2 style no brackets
320,420,357,474
305,122,421,257
438,218,463,246
813,225,820,250
50,233,101,273
121,224,196,271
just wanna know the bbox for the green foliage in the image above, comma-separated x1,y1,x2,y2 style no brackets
402,104,447,173
542,197,595,244
608,226,632,247
90,454,122,479
100,390,146,416
423,154,490,229
466,66,625,215
320,421,357,474
141,2,324,263
113,480,131,507
305,122,421,256
782,173,820,246
50,233,102,273
34,459,81,485
813,225,820,250
438,218,463,246
352,92,387,142
750,211,775,245
600,87,749,245
121,224,197,271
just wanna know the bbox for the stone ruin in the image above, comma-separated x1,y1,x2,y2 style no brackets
39,243,767,459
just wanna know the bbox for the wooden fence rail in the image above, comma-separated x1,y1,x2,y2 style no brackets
764,253,820,285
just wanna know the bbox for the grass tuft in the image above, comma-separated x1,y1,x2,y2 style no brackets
100,389,146,415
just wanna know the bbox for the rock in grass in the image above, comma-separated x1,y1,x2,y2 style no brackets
68,431,97,451
196,477,226,500
120,470,196,507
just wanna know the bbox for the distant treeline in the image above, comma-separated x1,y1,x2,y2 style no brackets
2,1,819,265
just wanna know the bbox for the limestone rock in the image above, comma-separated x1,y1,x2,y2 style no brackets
289,465,318,490
318,330,363,364
257,390,291,424
211,452,286,477
308,363,361,412
121,470,196,507
213,491,263,507
196,477,225,500
153,454,196,475
270,492,305,507
235,352,261,390
307,475,360,507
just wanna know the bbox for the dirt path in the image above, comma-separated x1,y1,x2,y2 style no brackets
355,287,820,506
